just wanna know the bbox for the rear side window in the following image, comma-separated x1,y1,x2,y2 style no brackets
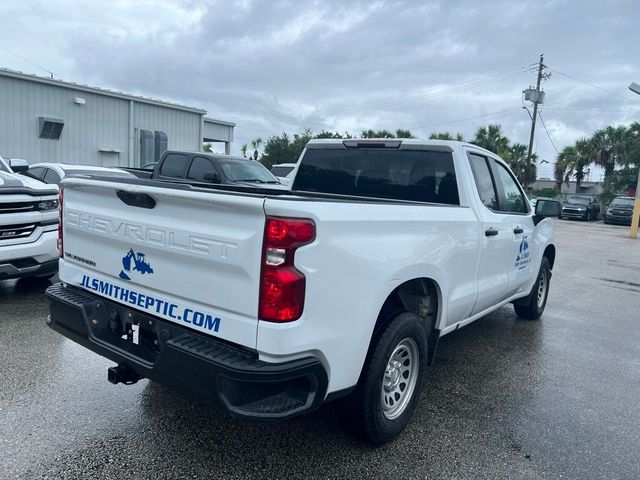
159,153,189,178
293,149,459,204
468,153,498,210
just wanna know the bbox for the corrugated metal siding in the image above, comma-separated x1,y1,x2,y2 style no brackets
0,75,210,167
203,120,233,143
133,102,201,155
0,76,129,166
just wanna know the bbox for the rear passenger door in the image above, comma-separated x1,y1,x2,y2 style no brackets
467,152,515,315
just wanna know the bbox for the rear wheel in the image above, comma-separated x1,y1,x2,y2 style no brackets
514,257,551,320
349,312,429,445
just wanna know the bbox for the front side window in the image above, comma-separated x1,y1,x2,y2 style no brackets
468,153,498,210
187,157,216,182
495,162,528,213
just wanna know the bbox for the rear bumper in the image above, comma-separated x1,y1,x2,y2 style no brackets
45,283,328,420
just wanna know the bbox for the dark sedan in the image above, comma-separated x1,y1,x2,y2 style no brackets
604,196,638,225
561,195,600,221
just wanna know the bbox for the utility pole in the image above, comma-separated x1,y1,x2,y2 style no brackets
524,54,547,191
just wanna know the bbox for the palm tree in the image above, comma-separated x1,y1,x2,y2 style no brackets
555,146,577,190
591,126,629,185
472,124,509,156
240,144,248,158
507,143,537,185
429,132,465,141
251,138,263,160
202,143,212,153
573,138,594,190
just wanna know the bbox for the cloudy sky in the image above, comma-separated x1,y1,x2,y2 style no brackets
1,0,639,178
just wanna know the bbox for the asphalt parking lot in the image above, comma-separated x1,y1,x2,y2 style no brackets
1,219,639,480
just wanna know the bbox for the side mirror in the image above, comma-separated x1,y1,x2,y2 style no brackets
9,158,29,173
534,199,561,220
203,171,221,184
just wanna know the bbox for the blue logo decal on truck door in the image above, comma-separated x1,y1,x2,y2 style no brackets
119,248,154,281
515,235,530,270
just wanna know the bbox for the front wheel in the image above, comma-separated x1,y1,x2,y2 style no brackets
349,312,429,445
514,257,551,320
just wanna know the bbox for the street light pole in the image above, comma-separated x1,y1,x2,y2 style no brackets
628,82,640,239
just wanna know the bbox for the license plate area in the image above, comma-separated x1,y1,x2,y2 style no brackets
87,300,162,363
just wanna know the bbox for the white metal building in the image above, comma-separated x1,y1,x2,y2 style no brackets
0,68,234,167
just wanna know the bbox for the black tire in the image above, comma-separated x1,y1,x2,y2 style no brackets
514,257,551,320
349,312,429,445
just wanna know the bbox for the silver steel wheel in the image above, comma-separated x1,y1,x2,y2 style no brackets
381,338,419,420
536,269,548,309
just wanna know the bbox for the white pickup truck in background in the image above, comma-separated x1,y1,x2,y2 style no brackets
46,139,560,444
0,156,59,280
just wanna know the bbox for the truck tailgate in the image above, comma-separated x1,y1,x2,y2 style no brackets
59,179,266,349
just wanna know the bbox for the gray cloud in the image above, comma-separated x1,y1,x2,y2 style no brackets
1,0,639,178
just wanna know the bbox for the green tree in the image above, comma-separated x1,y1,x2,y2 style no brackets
429,132,465,141
507,143,537,185
591,125,629,186
472,124,510,156
250,137,263,161
395,129,415,138
361,129,396,138
203,143,213,153
555,146,577,190
240,144,248,158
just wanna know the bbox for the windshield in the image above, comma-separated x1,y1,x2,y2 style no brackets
0,158,11,173
611,198,634,207
566,196,590,205
219,160,279,183
271,166,294,177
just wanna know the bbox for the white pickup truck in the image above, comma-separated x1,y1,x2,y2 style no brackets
46,139,560,444
0,156,59,280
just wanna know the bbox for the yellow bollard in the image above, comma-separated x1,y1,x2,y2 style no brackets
631,197,640,239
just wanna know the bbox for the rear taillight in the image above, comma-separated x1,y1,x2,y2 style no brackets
259,216,315,322
57,187,64,258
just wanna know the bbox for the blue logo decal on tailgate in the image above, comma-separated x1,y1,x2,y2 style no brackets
119,248,154,281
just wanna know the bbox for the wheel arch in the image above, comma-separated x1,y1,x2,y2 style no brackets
543,243,556,270
366,277,443,371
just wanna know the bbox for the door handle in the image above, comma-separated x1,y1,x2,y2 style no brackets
485,227,499,237
513,227,524,234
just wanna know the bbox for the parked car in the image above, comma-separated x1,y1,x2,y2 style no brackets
604,196,638,225
124,151,283,187
270,162,297,185
0,156,59,280
561,195,600,221
46,139,560,444
23,163,135,185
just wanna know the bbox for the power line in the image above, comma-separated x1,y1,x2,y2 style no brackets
303,65,536,117
537,111,559,154
0,44,54,78
546,66,640,104
409,107,522,130
543,106,639,113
